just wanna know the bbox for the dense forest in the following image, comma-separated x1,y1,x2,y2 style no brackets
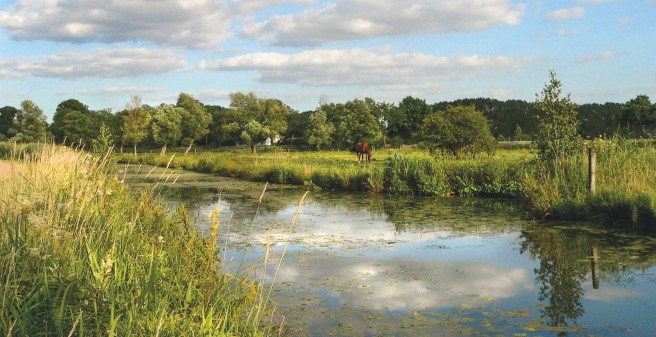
1,92,654,153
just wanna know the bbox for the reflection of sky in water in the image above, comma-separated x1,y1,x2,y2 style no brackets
136,174,656,337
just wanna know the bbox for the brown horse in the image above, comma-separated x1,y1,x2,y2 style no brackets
352,142,372,162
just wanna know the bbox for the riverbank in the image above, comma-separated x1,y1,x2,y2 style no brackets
115,140,656,231
0,145,279,336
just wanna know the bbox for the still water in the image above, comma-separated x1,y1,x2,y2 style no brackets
124,165,656,336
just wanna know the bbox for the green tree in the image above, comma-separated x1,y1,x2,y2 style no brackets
121,95,151,155
619,95,656,138
397,96,431,142
50,99,96,147
0,106,18,140
226,92,288,153
176,93,211,155
420,105,495,157
92,123,113,154
334,99,382,148
284,110,311,148
151,104,183,156
12,100,47,143
533,71,583,164
307,110,335,150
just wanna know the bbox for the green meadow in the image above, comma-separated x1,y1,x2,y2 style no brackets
115,139,656,231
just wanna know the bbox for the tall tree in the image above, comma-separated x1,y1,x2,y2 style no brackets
151,104,183,156
176,93,211,155
533,71,583,164
121,95,151,155
0,106,18,140
397,96,431,142
334,99,382,148
226,92,288,153
307,110,334,150
619,95,656,138
12,100,47,143
50,99,95,147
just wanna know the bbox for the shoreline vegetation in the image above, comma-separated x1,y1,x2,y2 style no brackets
0,145,282,336
110,138,656,232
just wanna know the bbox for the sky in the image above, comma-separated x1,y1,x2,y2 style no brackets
1,0,655,121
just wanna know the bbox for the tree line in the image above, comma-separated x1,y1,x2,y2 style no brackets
1,90,655,154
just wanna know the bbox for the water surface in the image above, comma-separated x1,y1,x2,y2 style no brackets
123,165,656,336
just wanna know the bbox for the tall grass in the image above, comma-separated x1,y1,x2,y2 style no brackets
521,137,656,230
0,145,279,336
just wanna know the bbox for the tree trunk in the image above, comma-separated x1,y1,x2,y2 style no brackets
251,143,257,154
160,144,167,156
184,140,193,156
133,144,137,156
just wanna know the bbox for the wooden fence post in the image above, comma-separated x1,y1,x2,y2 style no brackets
588,148,596,194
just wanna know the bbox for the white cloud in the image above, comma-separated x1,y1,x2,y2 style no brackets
1,48,188,80
0,0,231,48
240,0,525,46
577,51,619,63
199,49,532,87
545,7,586,21
232,0,316,14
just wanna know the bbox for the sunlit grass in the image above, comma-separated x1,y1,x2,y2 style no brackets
0,145,281,336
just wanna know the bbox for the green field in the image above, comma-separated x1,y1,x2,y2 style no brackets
115,140,656,231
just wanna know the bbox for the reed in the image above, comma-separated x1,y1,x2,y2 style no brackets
0,145,279,336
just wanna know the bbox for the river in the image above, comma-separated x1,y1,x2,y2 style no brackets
123,164,656,336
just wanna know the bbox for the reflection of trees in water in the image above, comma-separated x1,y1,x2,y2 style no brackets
520,224,656,335
521,227,587,333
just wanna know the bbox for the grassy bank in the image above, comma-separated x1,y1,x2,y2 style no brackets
115,141,656,230
115,148,530,197
0,145,279,336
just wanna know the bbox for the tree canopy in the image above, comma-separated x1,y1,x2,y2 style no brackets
12,100,47,143
420,105,495,157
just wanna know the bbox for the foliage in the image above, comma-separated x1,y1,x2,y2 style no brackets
0,145,278,336
11,100,48,143
49,99,97,146
92,123,114,154
0,106,18,140
420,105,496,157
533,71,584,165
226,92,288,153
121,95,151,155
619,94,656,138
307,110,334,150
333,99,383,148
151,104,183,156
177,92,212,155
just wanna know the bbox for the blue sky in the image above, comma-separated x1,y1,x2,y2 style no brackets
1,0,655,121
